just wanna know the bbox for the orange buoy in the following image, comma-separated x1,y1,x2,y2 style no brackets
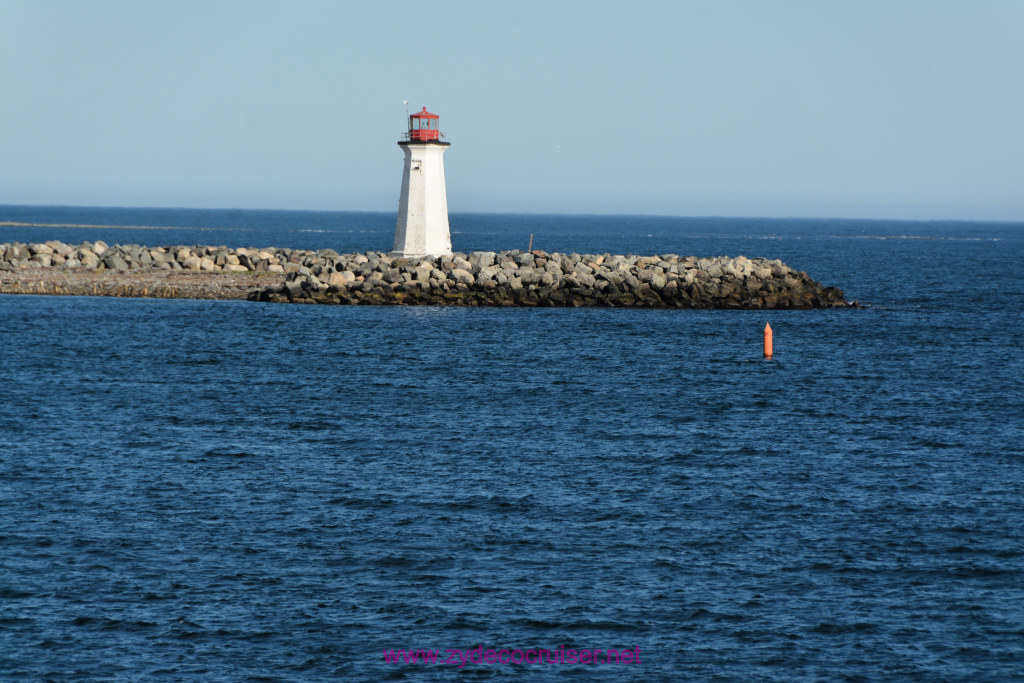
764,323,773,359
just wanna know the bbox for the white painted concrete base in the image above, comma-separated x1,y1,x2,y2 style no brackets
392,142,452,258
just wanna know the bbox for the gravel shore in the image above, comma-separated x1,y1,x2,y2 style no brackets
0,265,285,300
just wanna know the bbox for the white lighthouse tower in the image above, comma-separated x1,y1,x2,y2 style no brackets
392,106,452,257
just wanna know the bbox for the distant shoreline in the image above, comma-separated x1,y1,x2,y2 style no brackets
0,221,240,232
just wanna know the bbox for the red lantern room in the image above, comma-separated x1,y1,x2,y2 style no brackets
407,107,440,142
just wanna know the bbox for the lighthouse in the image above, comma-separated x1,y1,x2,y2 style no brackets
392,107,452,257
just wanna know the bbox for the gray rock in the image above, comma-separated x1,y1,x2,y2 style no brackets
468,251,496,271
450,268,474,285
359,277,384,292
48,241,72,256
529,267,548,285
477,265,500,282
326,271,353,287
103,253,129,270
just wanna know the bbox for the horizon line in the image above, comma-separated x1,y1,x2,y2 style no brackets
1,202,1023,226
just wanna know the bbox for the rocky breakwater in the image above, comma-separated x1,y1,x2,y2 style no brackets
0,240,318,299
0,239,336,273
251,250,854,309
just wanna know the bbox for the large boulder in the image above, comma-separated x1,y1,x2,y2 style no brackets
103,253,129,270
450,268,474,285
468,251,497,271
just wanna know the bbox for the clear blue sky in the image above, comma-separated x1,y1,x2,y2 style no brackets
2,0,1022,220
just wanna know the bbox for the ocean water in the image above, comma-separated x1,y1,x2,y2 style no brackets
1,206,1023,681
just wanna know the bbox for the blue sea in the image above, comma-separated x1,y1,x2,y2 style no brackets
1,206,1022,681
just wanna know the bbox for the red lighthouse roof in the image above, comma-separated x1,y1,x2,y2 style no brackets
407,106,441,142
